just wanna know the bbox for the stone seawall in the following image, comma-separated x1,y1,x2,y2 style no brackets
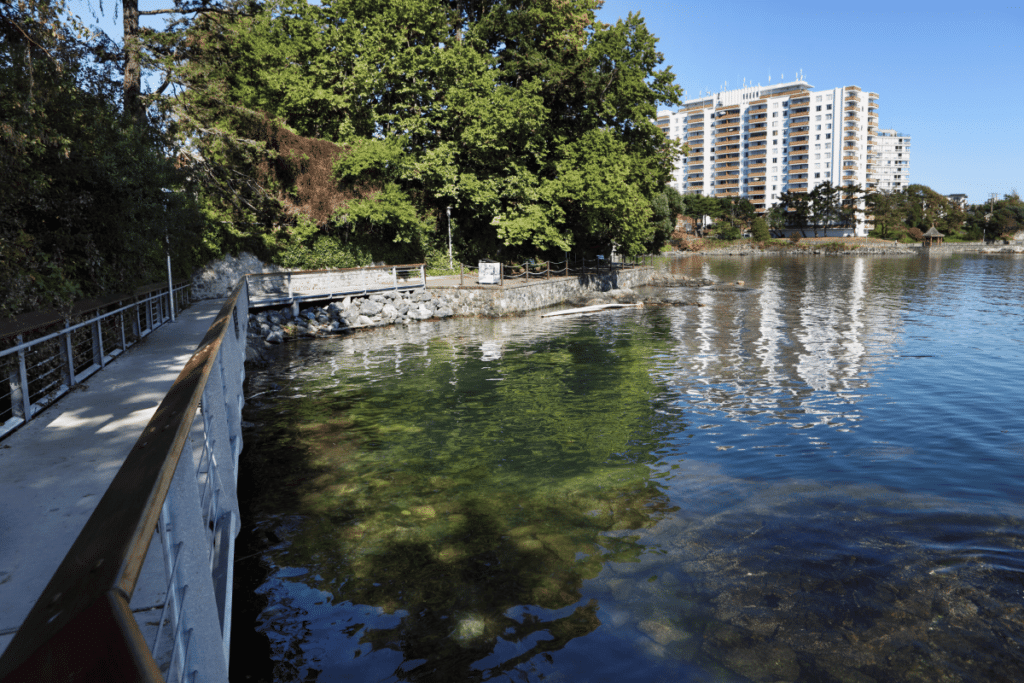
246,268,659,354
440,268,657,317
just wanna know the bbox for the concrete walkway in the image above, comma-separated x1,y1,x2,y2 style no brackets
0,299,224,656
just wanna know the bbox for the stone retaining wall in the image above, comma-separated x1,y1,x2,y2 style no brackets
439,268,657,317
246,267,658,352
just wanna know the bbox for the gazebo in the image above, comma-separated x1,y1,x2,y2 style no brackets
922,227,944,247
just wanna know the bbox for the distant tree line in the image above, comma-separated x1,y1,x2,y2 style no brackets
671,183,1023,244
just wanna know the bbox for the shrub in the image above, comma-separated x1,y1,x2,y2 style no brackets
715,222,742,241
789,235,802,245
907,227,925,241
751,217,771,242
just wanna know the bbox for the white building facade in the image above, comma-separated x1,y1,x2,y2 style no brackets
658,80,898,237
870,129,911,191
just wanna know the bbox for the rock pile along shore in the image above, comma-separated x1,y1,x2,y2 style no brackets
249,289,454,346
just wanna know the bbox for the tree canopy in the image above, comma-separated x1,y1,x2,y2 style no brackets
168,0,685,264
0,0,202,318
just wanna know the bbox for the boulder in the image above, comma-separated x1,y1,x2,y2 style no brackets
382,304,399,319
360,299,384,316
266,329,284,344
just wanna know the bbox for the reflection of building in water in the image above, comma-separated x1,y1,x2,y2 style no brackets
662,257,903,426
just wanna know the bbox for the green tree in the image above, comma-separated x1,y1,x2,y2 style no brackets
766,204,787,236
0,0,201,318
648,185,684,251
866,189,905,240
750,216,770,242
808,181,840,237
837,183,864,234
777,191,811,237
683,194,721,237
168,0,685,262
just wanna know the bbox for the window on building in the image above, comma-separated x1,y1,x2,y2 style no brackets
815,115,822,121
826,104,832,110
816,95,822,102
815,163,820,169
772,112,778,117
816,105,822,111
825,134,831,140
783,102,789,107
816,125,822,131
772,175,777,181
815,154,821,159
772,185,777,190
815,172,821,178
816,134,821,140
773,140,778,145
825,171,831,177
826,123,832,129
825,114,832,120
826,94,832,100
772,158,777,163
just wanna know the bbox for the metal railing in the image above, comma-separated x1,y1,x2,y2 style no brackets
246,263,426,310
0,280,248,683
499,255,656,283
1,282,191,441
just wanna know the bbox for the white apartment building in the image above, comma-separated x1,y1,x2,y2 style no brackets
870,129,911,191
657,79,890,236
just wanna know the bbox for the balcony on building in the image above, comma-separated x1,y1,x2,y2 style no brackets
790,115,810,124
791,95,811,105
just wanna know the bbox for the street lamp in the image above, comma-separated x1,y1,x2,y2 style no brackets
446,206,453,271
162,188,175,322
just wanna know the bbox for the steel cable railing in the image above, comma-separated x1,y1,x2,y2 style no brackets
1,281,191,441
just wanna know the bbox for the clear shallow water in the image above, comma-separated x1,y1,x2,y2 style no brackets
239,253,1024,682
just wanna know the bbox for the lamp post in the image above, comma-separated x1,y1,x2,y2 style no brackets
447,206,453,271
162,188,175,322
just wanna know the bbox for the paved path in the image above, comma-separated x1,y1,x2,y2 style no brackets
0,299,224,656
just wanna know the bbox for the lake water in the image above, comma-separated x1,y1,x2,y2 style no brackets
236,253,1024,682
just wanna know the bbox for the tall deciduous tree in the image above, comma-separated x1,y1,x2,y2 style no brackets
169,0,684,261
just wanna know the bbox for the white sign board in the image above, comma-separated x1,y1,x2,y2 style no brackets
478,261,501,285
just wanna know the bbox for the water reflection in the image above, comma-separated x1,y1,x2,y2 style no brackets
241,254,1024,682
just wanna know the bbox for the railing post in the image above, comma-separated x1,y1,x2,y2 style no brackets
420,264,425,288
460,263,464,286
63,320,77,387
119,309,127,352
500,263,504,287
9,335,30,421
145,293,154,334
93,319,105,368
393,267,398,291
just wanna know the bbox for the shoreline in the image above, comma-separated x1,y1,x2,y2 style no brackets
676,239,1024,257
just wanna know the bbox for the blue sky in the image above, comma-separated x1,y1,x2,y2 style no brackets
73,0,1021,204
595,0,1024,204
